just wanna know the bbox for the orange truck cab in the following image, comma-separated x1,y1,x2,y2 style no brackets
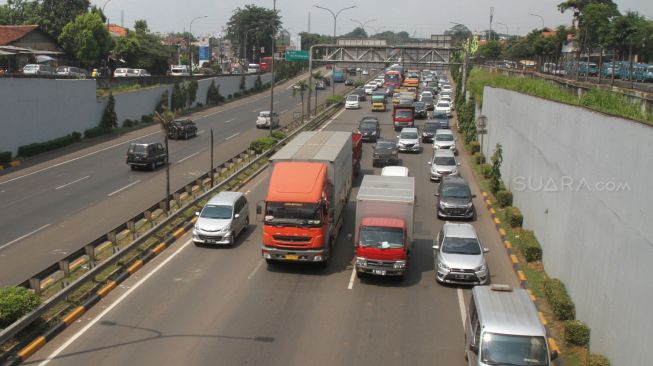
258,131,353,266
392,103,415,131
354,175,415,279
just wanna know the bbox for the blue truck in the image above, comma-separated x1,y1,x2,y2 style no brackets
332,69,346,83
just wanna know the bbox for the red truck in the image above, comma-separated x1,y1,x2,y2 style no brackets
258,131,356,266
259,56,272,72
392,103,415,131
354,175,415,279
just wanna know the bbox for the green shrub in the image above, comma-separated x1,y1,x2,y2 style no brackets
271,131,286,140
255,75,263,90
480,163,492,178
473,152,486,165
123,119,134,128
543,278,575,320
517,229,542,262
249,137,277,153
496,190,513,207
0,151,12,164
589,354,611,366
227,94,233,99
326,95,343,106
156,90,169,113
469,141,480,153
564,320,590,346
0,287,41,327
84,126,110,139
506,206,523,228
234,92,241,98
17,133,82,157
354,80,365,87
141,114,154,123
99,93,118,130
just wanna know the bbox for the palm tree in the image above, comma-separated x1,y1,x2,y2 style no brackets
154,107,176,214
292,79,309,120
312,71,324,115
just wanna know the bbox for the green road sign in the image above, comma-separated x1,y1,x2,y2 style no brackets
285,50,309,61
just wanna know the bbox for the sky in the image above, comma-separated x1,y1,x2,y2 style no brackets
4,0,653,38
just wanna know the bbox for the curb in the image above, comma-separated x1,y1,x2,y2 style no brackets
481,190,561,359
0,160,21,171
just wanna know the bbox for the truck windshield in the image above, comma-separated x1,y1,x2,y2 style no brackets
265,202,322,226
396,110,413,118
480,333,548,366
359,226,404,249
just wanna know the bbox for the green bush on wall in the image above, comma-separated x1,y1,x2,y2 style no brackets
271,131,286,140
0,287,41,327
496,190,513,207
543,278,575,320
472,152,486,165
0,151,11,164
469,141,480,153
564,320,590,346
479,163,492,178
17,132,82,157
249,137,277,154
506,206,523,228
517,229,542,262
589,354,611,366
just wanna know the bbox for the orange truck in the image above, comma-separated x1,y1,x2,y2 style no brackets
258,131,355,266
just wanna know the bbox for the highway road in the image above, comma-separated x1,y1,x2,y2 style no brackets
27,92,521,366
0,71,351,286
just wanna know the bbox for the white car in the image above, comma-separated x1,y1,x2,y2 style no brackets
396,127,421,153
362,69,369,75
440,84,453,93
374,78,384,88
381,166,409,177
345,94,360,109
435,100,453,117
364,82,377,95
113,68,129,77
127,68,151,77
22,64,53,75
256,111,280,129
433,129,457,154
429,149,460,181
170,65,190,76
420,91,434,100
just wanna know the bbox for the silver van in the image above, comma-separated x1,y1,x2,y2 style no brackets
465,285,558,366
193,191,249,246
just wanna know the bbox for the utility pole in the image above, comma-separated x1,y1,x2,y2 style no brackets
269,0,276,137
489,7,494,41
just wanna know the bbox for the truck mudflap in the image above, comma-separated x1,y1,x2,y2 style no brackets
262,246,328,262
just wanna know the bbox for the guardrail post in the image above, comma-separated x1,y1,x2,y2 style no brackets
144,210,152,228
85,245,96,268
59,260,70,287
159,200,167,214
127,220,136,240
173,192,181,209
107,231,117,253
29,278,42,295
185,185,193,198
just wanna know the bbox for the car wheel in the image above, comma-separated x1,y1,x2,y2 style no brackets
150,162,156,170
229,231,236,246
130,165,135,170
184,131,188,139
244,216,250,231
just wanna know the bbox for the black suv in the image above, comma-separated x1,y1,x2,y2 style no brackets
126,142,166,170
372,139,399,167
168,119,198,139
358,117,381,142
413,101,427,119
421,121,440,142
435,176,476,220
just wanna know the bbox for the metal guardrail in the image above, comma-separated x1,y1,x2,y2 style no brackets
0,96,345,348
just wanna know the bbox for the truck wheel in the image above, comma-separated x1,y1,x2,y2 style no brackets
265,258,276,265
184,131,189,139
356,271,364,279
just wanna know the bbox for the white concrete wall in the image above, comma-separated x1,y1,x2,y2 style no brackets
482,87,653,366
2,74,272,156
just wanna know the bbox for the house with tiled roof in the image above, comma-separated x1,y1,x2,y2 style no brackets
0,25,63,73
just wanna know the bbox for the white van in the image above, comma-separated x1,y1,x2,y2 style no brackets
247,63,260,73
193,191,249,246
381,166,409,177
170,65,190,76
465,285,558,366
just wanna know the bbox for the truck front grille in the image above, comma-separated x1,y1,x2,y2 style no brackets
273,235,311,243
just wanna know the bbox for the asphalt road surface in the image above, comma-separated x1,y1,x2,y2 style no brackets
27,92,521,366
0,71,351,286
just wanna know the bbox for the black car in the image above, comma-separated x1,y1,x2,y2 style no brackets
434,117,450,129
358,118,381,142
344,78,354,86
372,139,399,167
126,142,166,170
421,121,440,142
352,88,367,101
421,95,435,111
435,176,476,220
413,101,427,119
168,118,198,139
315,81,326,90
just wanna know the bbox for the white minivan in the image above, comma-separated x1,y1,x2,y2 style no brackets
465,285,558,366
193,191,249,246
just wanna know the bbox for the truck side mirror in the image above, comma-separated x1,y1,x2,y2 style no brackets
256,203,262,215
469,343,478,354
432,245,439,250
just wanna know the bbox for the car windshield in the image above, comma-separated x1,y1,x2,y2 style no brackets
424,123,438,131
265,202,321,226
400,131,418,139
422,96,433,103
436,134,454,141
441,184,471,198
437,102,450,108
434,156,456,165
129,145,147,153
414,102,425,109
259,112,270,117
23,65,36,70
376,141,396,149
200,205,233,219
127,69,139,75
396,110,412,118
442,236,481,254
347,95,358,101
481,333,548,366
359,226,404,249
360,122,377,130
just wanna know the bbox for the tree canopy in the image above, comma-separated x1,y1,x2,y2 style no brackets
58,12,113,66
225,5,282,61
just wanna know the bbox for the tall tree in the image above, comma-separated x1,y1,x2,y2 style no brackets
225,5,282,60
343,27,367,38
59,12,113,67
292,79,308,120
38,0,90,38
478,40,503,60
445,24,472,47
0,0,40,25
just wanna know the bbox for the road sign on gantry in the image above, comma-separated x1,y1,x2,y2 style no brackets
285,50,309,61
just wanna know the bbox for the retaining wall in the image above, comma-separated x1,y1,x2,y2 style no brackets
481,86,653,366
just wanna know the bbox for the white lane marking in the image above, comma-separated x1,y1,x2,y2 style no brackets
0,131,160,186
107,180,141,197
318,107,346,131
197,130,205,135
247,259,264,280
196,110,222,120
457,288,467,327
37,239,193,366
347,266,357,290
225,132,240,141
0,224,51,251
225,118,236,123
55,175,90,190
177,152,199,163
279,109,288,115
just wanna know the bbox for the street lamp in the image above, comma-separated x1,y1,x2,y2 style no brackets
528,13,545,29
476,114,488,155
314,4,357,96
368,25,387,35
450,22,471,96
496,22,509,37
350,18,376,35
269,0,277,137
102,0,112,24
243,28,260,64
189,15,208,76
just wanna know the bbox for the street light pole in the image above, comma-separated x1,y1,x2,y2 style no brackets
269,0,276,137
314,4,357,96
350,18,376,35
528,13,545,29
243,28,258,65
496,22,509,37
189,15,208,76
